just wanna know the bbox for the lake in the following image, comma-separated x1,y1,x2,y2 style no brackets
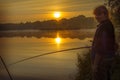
0,30,93,80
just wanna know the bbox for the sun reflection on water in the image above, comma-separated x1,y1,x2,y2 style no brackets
54,32,62,50
55,32,62,44
55,37,61,44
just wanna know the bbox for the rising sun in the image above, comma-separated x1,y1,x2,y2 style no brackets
53,12,61,18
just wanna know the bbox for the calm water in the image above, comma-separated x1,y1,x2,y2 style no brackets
0,37,91,80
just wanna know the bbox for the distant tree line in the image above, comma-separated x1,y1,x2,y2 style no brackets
0,15,96,31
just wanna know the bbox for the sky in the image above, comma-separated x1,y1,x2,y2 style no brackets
0,0,105,23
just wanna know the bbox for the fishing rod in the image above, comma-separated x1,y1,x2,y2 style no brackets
0,56,14,80
8,46,91,66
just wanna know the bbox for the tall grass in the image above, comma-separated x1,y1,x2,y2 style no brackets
75,50,92,80
75,49,120,80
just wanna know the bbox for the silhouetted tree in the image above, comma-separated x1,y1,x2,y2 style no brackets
105,0,120,26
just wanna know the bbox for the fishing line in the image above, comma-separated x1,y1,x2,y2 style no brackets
8,46,91,67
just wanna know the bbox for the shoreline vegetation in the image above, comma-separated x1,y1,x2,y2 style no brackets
0,15,96,31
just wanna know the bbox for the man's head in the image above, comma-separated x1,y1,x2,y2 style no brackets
93,5,109,23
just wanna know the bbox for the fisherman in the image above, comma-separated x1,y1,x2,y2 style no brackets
91,5,117,80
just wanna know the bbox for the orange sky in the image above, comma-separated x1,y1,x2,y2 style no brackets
0,0,105,23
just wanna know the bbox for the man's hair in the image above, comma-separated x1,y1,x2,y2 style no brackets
93,5,108,16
